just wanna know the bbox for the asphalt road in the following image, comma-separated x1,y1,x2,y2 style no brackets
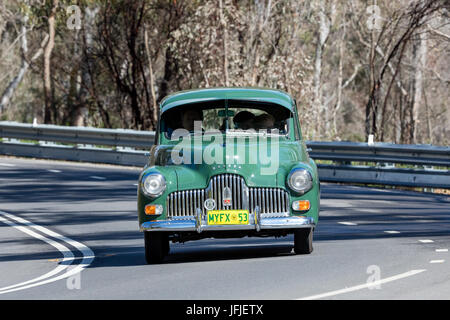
0,156,449,300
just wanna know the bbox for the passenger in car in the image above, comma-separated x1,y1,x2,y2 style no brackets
233,111,255,130
181,109,203,132
254,113,275,130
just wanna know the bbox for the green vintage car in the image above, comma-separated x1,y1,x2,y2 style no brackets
138,88,320,263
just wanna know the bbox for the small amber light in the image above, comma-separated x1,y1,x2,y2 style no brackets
292,200,310,211
145,205,156,215
299,200,310,211
145,204,163,215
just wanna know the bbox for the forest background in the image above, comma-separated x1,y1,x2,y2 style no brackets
0,0,448,145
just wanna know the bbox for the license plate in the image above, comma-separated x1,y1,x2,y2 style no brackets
207,210,249,225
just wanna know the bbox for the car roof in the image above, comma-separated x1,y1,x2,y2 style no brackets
159,87,295,113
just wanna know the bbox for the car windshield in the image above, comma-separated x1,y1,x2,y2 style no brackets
160,100,291,138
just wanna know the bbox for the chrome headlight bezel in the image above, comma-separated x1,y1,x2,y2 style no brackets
141,173,166,198
287,168,313,195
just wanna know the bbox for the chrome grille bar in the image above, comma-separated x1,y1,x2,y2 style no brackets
166,174,290,218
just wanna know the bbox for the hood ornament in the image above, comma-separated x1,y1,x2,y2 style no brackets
223,187,232,206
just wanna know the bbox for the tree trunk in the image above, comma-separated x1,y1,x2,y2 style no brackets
0,15,29,114
313,0,330,139
0,15,49,117
250,0,272,86
423,85,432,144
144,26,158,130
219,0,229,87
43,0,59,124
72,6,99,127
410,32,427,144
333,16,347,137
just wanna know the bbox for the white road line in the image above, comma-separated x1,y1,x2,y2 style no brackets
47,169,62,173
297,269,427,300
419,240,434,243
0,211,94,295
384,231,400,234
0,214,74,293
436,249,448,252
429,260,445,264
338,222,357,226
0,163,15,167
90,176,106,180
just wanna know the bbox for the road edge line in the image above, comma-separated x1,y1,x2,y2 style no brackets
297,269,427,300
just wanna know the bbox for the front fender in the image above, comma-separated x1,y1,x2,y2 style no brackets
138,166,178,224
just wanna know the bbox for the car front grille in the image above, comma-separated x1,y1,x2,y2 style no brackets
248,187,290,216
167,174,290,218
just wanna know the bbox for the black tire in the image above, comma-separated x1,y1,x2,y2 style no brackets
163,236,170,256
294,228,313,254
144,232,168,264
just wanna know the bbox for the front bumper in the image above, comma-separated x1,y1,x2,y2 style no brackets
140,213,315,233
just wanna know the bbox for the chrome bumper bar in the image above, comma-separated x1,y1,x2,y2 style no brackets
140,213,315,233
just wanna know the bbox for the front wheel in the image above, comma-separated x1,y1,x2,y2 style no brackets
293,228,313,254
144,232,169,264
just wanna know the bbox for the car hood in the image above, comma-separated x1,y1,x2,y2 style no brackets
153,136,307,189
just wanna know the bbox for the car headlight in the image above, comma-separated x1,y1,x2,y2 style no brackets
287,168,313,194
141,173,166,198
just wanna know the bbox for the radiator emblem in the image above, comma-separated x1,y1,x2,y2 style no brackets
204,198,216,211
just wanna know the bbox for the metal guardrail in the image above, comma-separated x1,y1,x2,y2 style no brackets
307,141,450,189
1,121,449,189
0,121,155,148
0,121,154,167
307,141,450,167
